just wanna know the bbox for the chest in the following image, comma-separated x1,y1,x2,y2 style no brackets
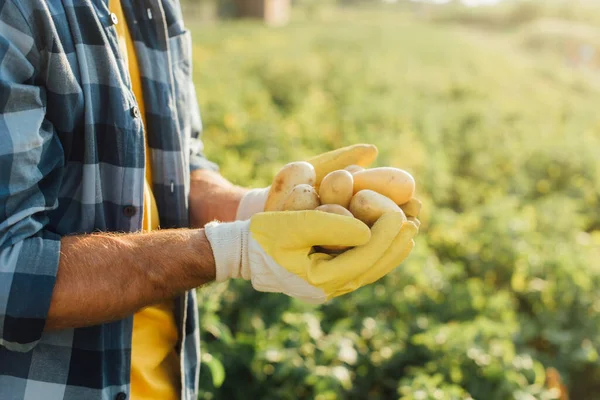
33,0,193,233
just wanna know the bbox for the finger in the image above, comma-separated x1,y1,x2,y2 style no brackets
327,285,356,300
250,211,371,250
327,222,417,298
358,221,418,286
400,198,422,218
308,212,405,286
308,144,378,183
407,216,420,231
328,240,414,299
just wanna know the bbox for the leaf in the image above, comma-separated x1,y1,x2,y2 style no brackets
202,354,225,388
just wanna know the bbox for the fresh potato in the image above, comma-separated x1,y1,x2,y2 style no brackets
314,204,354,252
308,144,378,184
265,162,316,211
318,170,354,209
344,165,364,174
400,198,422,218
282,184,320,211
349,189,406,226
315,204,353,217
353,167,415,205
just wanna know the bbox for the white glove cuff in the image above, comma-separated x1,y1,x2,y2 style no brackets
205,219,328,303
205,220,251,282
235,187,270,220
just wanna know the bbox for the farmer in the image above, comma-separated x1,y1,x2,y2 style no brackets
0,1,418,399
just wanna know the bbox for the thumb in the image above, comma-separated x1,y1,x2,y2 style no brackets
250,211,371,250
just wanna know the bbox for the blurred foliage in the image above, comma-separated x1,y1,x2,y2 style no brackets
188,2,600,399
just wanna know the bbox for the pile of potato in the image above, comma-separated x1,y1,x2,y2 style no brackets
264,161,421,253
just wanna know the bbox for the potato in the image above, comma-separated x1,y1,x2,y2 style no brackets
314,204,354,252
308,144,378,184
265,162,316,211
344,165,364,174
349,189,406,226
281,184,320,211
400,198,422,218
353,167,415,205
318,170,354,209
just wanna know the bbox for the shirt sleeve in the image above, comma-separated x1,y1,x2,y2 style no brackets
188,80,219,173
0,1,64,352
161,0,218,174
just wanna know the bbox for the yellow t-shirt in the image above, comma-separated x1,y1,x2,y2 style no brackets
109,1,181,398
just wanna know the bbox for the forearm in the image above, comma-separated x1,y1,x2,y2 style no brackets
189,169,247,227
46,228,215,331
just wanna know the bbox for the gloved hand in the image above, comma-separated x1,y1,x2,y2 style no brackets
205,210,418,303
235,144,378,220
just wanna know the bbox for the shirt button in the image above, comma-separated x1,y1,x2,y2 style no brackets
122,206,136,217
110,13,119,26
115,393,127,400
131,106,140,119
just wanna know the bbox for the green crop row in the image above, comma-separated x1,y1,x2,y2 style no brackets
190,6,600,399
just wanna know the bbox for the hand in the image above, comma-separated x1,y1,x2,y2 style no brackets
235,144,378,220
205,210,418,303
189,169,248,227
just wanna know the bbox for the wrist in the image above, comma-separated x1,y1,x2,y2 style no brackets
190,229,217,283
204,220,250,282
189,170,248,226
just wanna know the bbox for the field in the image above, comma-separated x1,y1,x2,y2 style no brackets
187,2,600,399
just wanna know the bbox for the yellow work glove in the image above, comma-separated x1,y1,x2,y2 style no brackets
235,144,378,220
205,210,417,303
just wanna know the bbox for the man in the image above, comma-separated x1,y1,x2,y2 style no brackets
0,0,418,399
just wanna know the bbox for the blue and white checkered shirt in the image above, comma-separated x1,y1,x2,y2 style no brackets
0,0,216,398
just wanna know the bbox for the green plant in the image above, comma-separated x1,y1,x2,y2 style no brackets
188,6,600,399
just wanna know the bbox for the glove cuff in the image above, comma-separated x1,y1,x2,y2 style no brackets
205,217,328,303
205,219,251,282
235,187,270,220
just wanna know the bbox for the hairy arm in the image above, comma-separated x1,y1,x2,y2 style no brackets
189,169,248,227
46,229,215,331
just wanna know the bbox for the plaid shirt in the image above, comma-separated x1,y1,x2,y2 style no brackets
0,0,217,398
